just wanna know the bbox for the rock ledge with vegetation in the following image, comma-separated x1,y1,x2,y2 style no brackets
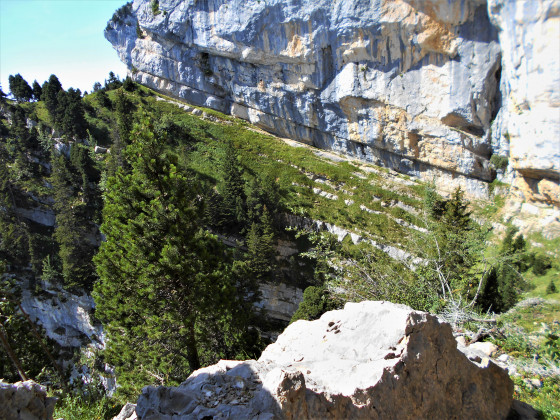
133,301,514,419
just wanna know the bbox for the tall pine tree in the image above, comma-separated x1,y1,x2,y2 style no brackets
93,116,257,399
220,140,246,231
41,75,63,121
50,151,96,290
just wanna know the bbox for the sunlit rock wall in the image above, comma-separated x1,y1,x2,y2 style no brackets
106,0,558,203
488,0,560,207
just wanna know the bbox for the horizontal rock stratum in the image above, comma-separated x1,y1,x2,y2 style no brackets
134,301,514,419
106,0,559,203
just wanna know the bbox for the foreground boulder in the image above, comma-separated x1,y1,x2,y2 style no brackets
136,301,514,419
0,380,57,420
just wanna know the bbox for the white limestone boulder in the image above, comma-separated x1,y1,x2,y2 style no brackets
136,301,514,419
0,380,57,420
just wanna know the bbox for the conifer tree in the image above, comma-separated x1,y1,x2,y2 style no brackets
246,175,280,227
50,151,96,290
478,226,529,312
220,141,246,230
0,86,6,104
41,75,63,119
104,72,122,90
59,88,87,139
0,145,29,265
8,74,33,102
31,81,42,101
245,207,276,282
94,116,256,398
105,90,134,178
96,89,111,108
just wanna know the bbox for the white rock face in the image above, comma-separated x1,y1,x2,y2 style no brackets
255,282,303,323
106,0,509,197
20,280,104,349
487,0,560,211
135,301,514,419
488,0,560,178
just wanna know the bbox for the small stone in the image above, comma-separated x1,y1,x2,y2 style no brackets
497,354,509,363
530,379,542,388
468,341,498,357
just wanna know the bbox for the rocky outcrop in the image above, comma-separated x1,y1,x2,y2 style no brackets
106,0,559,203
107,0,506,198
0,380,57,420
135,301,514,419
255,282,303,323
488,0,560,207
19,279,104,349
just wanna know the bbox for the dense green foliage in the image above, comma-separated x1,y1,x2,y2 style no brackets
32,81,42,102
53,394,122,420
93,116,260,399
290,285,340,323
41,74,63,119
50,146,100,291
490,154,509,171
8,74,33,102
151,0,160,15
478,226,531,312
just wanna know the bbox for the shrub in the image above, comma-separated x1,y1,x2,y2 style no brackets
123,77,135,92
533,254,552,276
151,0,160,15
490,154,509,171
546,280,557,295
53,394,122,420
290,286,339,323
136,21,144,39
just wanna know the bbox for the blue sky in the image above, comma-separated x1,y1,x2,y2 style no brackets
1,0,129,94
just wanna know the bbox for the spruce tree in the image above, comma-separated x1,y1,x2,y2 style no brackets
8,74,33,102
245,207,276,282
246,175,280,226
0,145,29,265
0,86,6,104
94,116,256,399
221,141,246,230
31,81,42,101
104,72,122,90
50,151,96,290
41,75,63,119
60,88,87,139
418,187,485,302
105,90,134,178
478,227,529,313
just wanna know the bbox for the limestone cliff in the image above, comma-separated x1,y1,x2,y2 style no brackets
105,0,558,204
